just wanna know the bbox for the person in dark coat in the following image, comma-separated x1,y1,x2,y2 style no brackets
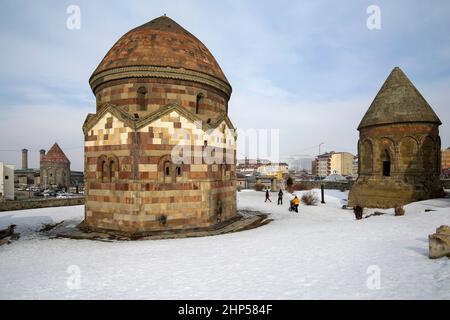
265,189,272,202
277,189,283,205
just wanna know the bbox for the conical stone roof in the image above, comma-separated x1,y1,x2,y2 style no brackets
41,143,70,164
358,67,442,130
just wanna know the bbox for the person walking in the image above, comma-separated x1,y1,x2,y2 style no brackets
265,189,272,202
277,189,283,205
292,195,300,213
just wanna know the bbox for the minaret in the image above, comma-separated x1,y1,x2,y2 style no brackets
39,149,46,165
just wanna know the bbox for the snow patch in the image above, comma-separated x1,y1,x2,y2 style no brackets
0,191,449,299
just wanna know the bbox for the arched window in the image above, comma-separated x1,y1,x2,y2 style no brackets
222,165,226,179
218,164,226,179
421,136,435,172
101,160,108,182
176,166,182,176
382,149,391,177
399,137,418,171
137,86,148,111
49,170,55,185
359,140,373,175
109,160,118,182
196,93,203,114
164,161,172,183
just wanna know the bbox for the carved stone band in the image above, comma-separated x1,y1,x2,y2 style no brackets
89,65,233,98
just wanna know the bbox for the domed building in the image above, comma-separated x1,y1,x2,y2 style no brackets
349,67,444,208
82,16,237,235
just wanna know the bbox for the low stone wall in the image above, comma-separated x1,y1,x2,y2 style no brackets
294,180,354,191
297,179,448,192
442,179,450,189
0,197,85,212
297,179,449,191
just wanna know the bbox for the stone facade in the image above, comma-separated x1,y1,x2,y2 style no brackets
40,143,71,189
349,67,444,208
82,16,237,235
94,78,229,123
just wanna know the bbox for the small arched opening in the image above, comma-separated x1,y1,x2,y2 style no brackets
382,149,391,177
164,161,172,183
421,136,435,173
359,139,373,175
109,160,118,182
137,86,148,112
101,160,108,182
196,93,203,114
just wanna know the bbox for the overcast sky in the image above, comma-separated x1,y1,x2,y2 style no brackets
0,0,449,170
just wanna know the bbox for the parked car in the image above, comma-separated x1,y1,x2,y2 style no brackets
34,191,44,197
43,190,57,197
56,192,74,199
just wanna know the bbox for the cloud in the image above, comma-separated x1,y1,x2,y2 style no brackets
0,100,89,170
0,0,449,169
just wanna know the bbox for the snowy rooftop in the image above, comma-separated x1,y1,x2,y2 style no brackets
0,190,449,299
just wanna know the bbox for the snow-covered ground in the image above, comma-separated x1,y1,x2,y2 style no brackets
0,189,449,299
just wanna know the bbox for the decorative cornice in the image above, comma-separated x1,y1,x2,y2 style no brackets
83,103,136,135
210,114,236,135
89,65,232,98
136,103,203,130
83,103,236,135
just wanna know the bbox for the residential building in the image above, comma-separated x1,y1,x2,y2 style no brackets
236,173,248,189
352,156,359,179
256,163,289,177
316,152,333,178
314,152,355,178
442,148,450,177
330,152,354,176
0,162,15,200
311,159,318,177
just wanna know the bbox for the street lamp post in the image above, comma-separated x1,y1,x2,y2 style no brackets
321,184,325,204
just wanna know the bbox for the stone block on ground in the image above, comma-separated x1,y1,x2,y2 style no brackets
0,225,16,239
429,225,450,259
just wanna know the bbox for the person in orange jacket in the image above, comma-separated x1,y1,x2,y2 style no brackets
292,195,300,213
